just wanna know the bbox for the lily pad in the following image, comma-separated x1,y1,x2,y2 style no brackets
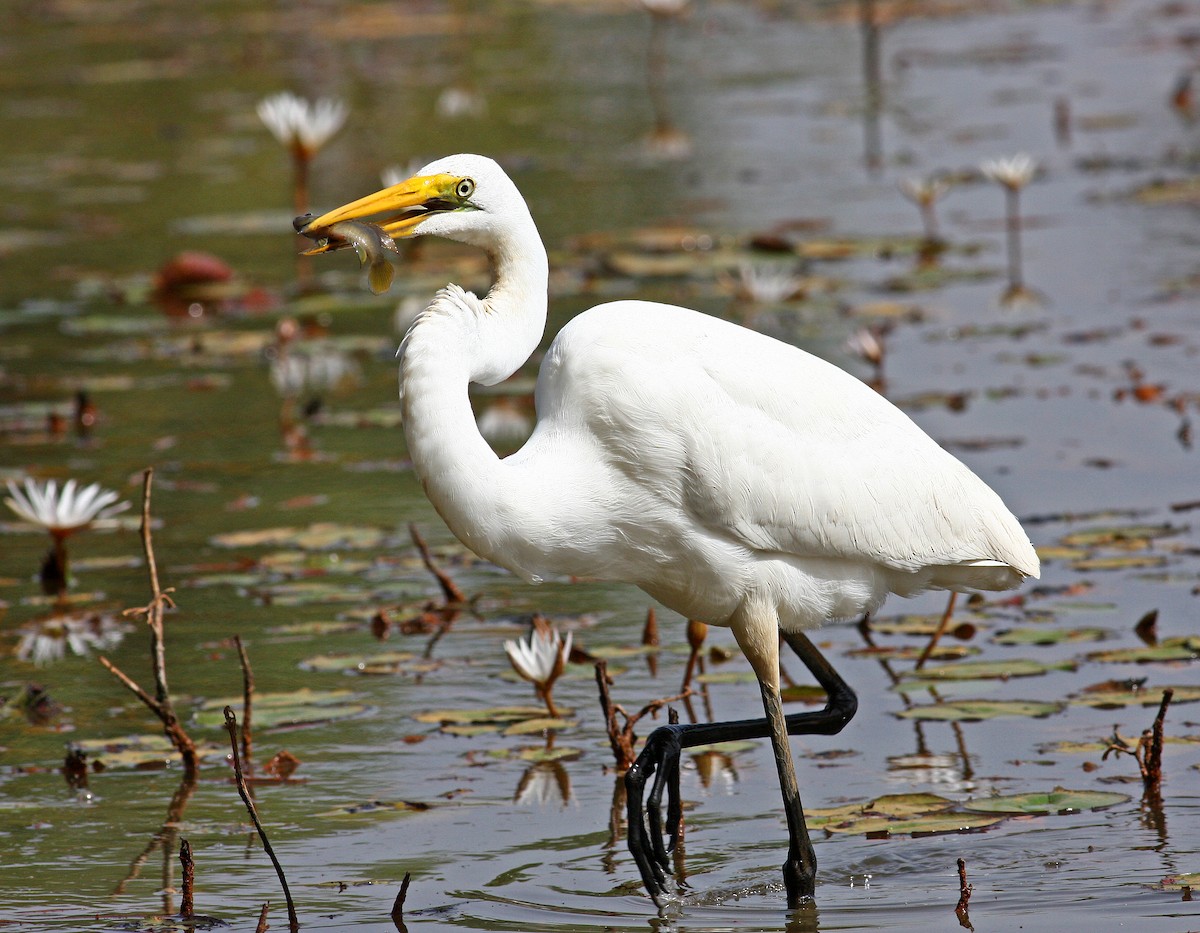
1070,554,1169,571
70,734,227,770
962,788,1129,815
502,717,576,736
315,799,431,818
419,704,575,736
895,699,1065,722
992,627,1108,646
1086,637,1200,664
298,651,418,674
781,684,828,704
867,614,970,636
1160,872,1200,891
696,670,759,685
485,745,584,763
193,688,368,729
1059,523,1186,548
807,793,1004,836
1070,681,1200,705
906,658,1076,681
209,523,394,551
847,644,979,662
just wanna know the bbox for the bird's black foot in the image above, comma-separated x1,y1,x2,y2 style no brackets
782,844,817,909
625,722,686,903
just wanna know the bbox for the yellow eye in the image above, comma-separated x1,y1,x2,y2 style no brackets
456,178,475,200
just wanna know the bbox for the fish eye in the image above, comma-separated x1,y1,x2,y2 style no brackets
456,178,475,200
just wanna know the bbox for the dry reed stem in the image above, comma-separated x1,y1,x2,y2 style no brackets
99,468,197,778
223,706,299,932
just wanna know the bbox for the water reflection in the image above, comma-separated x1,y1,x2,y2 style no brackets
514,759,573,808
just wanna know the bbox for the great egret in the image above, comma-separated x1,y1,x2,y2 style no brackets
299,154,1039,909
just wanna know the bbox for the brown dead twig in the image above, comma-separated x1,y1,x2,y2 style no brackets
372,525,472,644
98,468,198,778
223,706,299,933
180,839,195,919
233,634,255,769
391,872,412,933
594,659,692,773
955,857,973,930
1101,688,1174,792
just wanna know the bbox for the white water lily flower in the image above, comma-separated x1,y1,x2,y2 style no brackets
16,611,130,666
505,624,572,687
5,478,129,537
736,262,804,304
980,153,1036,191
504,617,572,718
256,92,347,156
897,175,951,207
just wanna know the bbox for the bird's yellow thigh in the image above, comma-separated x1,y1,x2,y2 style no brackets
730,599,781,692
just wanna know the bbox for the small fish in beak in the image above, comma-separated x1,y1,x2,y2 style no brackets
295,217,402,295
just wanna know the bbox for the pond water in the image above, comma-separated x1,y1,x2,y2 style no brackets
1,2,1198,931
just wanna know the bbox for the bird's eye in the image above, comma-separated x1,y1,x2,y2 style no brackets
456,178,475,200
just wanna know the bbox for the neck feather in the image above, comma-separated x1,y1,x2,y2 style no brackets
398,213,549,574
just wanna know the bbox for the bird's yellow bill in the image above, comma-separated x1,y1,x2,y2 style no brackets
297,173,467,255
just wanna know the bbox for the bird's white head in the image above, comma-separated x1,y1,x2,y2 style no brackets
299,153,533,253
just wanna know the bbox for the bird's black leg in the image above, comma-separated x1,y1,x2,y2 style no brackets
624,629,856,906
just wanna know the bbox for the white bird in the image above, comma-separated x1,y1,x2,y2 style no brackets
299,154,1039,908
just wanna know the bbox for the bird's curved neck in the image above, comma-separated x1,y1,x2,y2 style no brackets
399,215,549,572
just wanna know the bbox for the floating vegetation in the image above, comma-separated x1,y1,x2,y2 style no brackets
904,658,1076,681
894,699,1065,722
962,788,1129,816
69,734,228,770
192,688,369,730
1086,638,1200,664
209,523,398,551
991,626,1109,646
315,799,431,819
413,705,572,737
1068,682,1200,709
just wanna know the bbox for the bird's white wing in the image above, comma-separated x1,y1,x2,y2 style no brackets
541,301,1037,582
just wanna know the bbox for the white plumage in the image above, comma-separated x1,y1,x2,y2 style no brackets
302,153,1039,907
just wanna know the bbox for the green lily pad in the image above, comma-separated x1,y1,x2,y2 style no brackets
962,788,1129,815
193,688,368,729
867,615,950,636
586,644,659,659
502,717,576,736
1160,872,1200,891
266,621,364,636
419,704,574,736
485,744,584,763
315,799,431,818
781,684,828,704
696,670,758,685
906,658,1076,681
1070,555,1169,571
1069,683,1200,708
209,523,394,551
1086,637,1200,664
847,644,979,662
992,627,1109,646
895,699,1065,721
298,651,417,674
807,793,1004,836
824,812,1007,836
70,734,227,770
690,740,759,755
1059,523,1186,548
